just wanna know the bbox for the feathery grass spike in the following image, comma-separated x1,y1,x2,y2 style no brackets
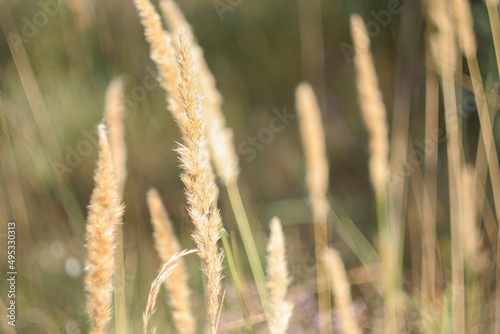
147,188,196,334
104,76,127,334
296,83,329,233
175,30,224,330
266,217,293,334
325,248,360,334
160,0,240,185
104,77,127,194
350,15,389,199
133,0,180,118
84,124,124,334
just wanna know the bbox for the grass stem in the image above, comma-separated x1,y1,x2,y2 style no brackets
227,182,270,311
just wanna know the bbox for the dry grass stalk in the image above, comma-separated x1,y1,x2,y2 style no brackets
146,188,196,334
421,55,441,329
461,166,487,331
446,1,500,328
483,7,500,327
266,217,293,334
160,0,240,186
424,3,465,332
143,249,197,334
295,82,331,331
486,0,500,76
450,0,500,220
420,2,450,323
349,15,389,200
104,77,127,194
84,124,124,334
175,31,224,330
461,166,479,269
325,248,360,334
133,0,180,118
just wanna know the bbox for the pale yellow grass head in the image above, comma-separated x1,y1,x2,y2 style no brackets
84,124,124,334
175,30,224,330
295,82,329,224
104,77,127,194
350,14,389,199
161,0,240,186
325,248,360,334
266,217,293,333
134,0,180,117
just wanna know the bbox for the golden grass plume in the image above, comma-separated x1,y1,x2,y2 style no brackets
104,77,127,194
295,82,331,332
269,301,294,334
146,188,196,334
266,217,293,334
350,14,389,199
325,248,360,334
161,0,240,185
175,31,224,330
133,0,180,117
295,82,329,230
84,124,125,334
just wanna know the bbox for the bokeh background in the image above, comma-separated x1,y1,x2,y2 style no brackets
0,0,498,332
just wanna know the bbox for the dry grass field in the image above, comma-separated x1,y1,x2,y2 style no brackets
1,0,500,333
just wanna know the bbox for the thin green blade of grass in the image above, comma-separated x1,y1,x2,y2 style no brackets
220,231,254,333
227,183,270,312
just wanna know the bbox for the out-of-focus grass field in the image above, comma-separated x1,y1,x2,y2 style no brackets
0,0,499,332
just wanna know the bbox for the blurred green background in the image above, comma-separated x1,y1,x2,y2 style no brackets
0,0,498,332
